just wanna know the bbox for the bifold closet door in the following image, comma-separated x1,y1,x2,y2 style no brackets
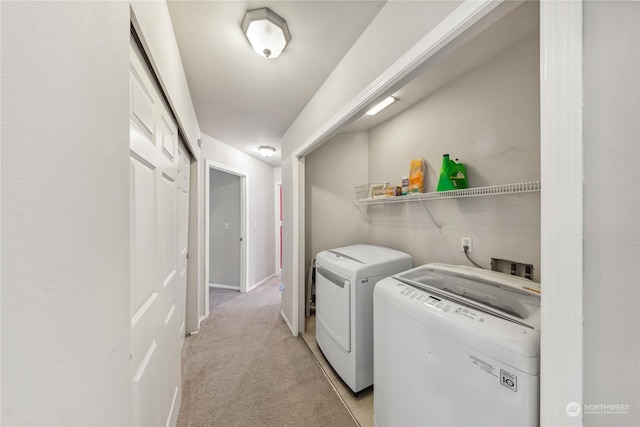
129,38,185,427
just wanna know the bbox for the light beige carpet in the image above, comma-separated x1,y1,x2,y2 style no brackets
177,277,357,427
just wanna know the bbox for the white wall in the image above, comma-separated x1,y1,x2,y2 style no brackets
187,156,204,333
1,2,132,424
2,1,206,423
274,166,282,273
201,134,276,290
583,1,639,425
280,156,298,335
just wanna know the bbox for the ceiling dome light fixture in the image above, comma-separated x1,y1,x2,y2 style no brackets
241,8,291,59
258,145,276,158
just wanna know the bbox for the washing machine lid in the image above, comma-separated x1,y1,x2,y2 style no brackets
318,244,413,278
393,263,541,330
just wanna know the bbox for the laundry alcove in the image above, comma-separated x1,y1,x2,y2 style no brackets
305,0,541,284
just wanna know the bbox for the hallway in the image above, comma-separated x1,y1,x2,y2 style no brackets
177,277,357,426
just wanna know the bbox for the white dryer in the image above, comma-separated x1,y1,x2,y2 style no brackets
374,264,541,426
315,244,412,393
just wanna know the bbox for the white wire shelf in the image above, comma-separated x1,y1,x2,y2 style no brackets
352,181,541,231
353,181,541,205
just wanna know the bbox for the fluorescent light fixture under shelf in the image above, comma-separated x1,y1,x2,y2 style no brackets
366,96,398,116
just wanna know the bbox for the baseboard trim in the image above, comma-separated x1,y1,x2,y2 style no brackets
198,314,208,327
247,274,277,292
280,309,296,336
209,282,240,291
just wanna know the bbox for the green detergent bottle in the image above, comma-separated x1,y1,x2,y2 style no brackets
437,154,469,191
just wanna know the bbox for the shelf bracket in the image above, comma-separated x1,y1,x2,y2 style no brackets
352,202,371,223
418,200,442,233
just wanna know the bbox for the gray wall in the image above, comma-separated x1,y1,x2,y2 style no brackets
210,169,241,287
306,32,540,280
305,132,370,269
583,1,640,425
368,33,540,276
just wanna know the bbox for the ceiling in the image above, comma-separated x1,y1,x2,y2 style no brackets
166,0,386,167
167,1,538,168
338,0,539,134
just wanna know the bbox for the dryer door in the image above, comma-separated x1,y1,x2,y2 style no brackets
316,266,351,352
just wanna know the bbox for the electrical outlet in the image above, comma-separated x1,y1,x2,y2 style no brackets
460,237,473,253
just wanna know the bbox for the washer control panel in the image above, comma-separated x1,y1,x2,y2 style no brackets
398,284,487,324
391,281,537,341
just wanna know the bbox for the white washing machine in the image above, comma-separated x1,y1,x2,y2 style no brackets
374,264,541,426
315,244,413,393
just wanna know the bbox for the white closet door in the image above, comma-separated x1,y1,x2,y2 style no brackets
129,38,184,427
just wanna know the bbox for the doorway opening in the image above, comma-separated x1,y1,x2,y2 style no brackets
204,160,249,318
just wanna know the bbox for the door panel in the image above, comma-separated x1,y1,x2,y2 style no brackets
130,66,155,139
130,38,187,427
160,173,177,286
159,299,180,427
316,266,351,352
130,156,158,315
160,114,176,161
132,340,161,427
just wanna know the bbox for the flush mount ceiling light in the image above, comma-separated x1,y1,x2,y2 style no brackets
258,145,276,158
241,8,291,59
366,96,398,116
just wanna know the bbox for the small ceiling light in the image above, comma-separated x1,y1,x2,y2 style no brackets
366,96,398,116
258,145,276,158
241,8,291,59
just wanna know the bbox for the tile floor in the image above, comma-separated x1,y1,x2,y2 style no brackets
301,314,374,427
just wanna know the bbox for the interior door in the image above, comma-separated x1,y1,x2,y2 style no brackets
129,37,184,427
